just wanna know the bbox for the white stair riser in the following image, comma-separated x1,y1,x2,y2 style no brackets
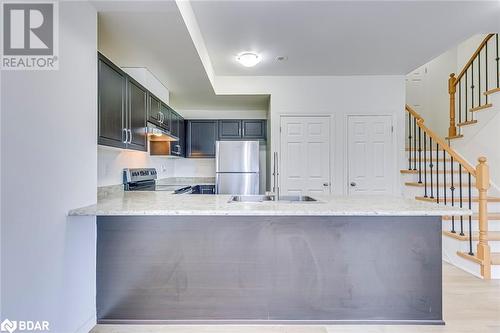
403,186,480,198
442,237,482,278
401,173,475,183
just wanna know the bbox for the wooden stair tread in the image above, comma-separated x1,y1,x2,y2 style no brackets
400,169,418,174
409,158,452,162
457,251,500,265
457,120,478,127
443,213,500,220
443,230,500,241
484,87,500,96
405,182,476,187
401,169,468,174
446,134,464,140
469,103,493,113
405,148,438,151
416,196,500,203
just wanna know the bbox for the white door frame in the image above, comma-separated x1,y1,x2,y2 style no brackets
279,114,333,194
344,114,396,195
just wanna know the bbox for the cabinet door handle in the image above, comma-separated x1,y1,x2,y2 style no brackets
123,128,128,144
128,129,133,144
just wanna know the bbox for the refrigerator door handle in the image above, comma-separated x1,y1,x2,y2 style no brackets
273,152,279,197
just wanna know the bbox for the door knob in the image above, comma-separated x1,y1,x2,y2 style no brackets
350,182,356,187
323,182,329,187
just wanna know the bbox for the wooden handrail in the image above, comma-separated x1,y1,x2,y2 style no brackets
453,34,495,84
405,104,476,176
448,34,496,137
405,104,491,279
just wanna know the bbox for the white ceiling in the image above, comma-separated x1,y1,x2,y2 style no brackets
93,1,269,111
190,0,500,76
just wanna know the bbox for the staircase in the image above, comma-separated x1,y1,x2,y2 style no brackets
402,33,500,279
402,105,500,279
447,33,499,141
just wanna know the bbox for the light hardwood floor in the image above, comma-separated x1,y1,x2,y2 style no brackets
91,263,500,333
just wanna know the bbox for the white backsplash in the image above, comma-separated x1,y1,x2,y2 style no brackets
173,158,216,177
98,145,176,186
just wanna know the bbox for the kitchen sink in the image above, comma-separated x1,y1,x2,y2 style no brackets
276,195,317,202
229,195,275,202
229,195,317,203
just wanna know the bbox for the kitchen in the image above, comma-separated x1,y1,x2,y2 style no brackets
3,1,499,333
68,7,466,325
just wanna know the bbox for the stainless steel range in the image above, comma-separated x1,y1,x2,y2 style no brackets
123,168,215,194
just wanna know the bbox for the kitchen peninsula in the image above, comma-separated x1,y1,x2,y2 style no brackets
70,190,469,325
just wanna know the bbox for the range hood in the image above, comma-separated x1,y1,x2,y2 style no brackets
147,122,178,142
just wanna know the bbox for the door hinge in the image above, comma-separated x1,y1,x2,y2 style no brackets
280,127,282,133
391,125,394,133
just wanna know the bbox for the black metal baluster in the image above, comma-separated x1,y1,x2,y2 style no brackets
465,71,468,122
459,78,462,128
486,40,489,104
418,127,422,183
429,137,434,199
468,172,473,255
408,113,412,170
459,165,464,236
424,133,428,197
436,143,439,203
450,156,456,233
413,117,417,170
470,57,475,109
478,49,481,106
496,34,499,89
443,150,447,205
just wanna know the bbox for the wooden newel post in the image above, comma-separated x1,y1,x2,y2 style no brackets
476,157,491,279
448,73,457,137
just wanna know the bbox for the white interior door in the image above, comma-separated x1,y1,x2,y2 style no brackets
348,115,394,195
280,116,330,196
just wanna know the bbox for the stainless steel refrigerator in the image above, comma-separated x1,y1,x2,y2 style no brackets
215,140,260,194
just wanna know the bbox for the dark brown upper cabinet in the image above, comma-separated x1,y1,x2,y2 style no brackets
217,120,266,141
126,78,148,151
242,120,266,140
218,120,242,139
148,94,162,127
186,120,218,158
160,102,171,132
98,55,127,149
98,53,147,152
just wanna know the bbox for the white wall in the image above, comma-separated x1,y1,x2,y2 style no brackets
179,109,267,119
1,3,97,333
122,67,170,105
406,48,457,137
453,93,500,192
98,145,176,186
405,34,490,137
214,75,406,195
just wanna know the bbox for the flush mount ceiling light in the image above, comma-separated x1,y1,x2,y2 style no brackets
236,52,261,67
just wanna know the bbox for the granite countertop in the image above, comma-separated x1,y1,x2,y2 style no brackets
69,190,471,217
